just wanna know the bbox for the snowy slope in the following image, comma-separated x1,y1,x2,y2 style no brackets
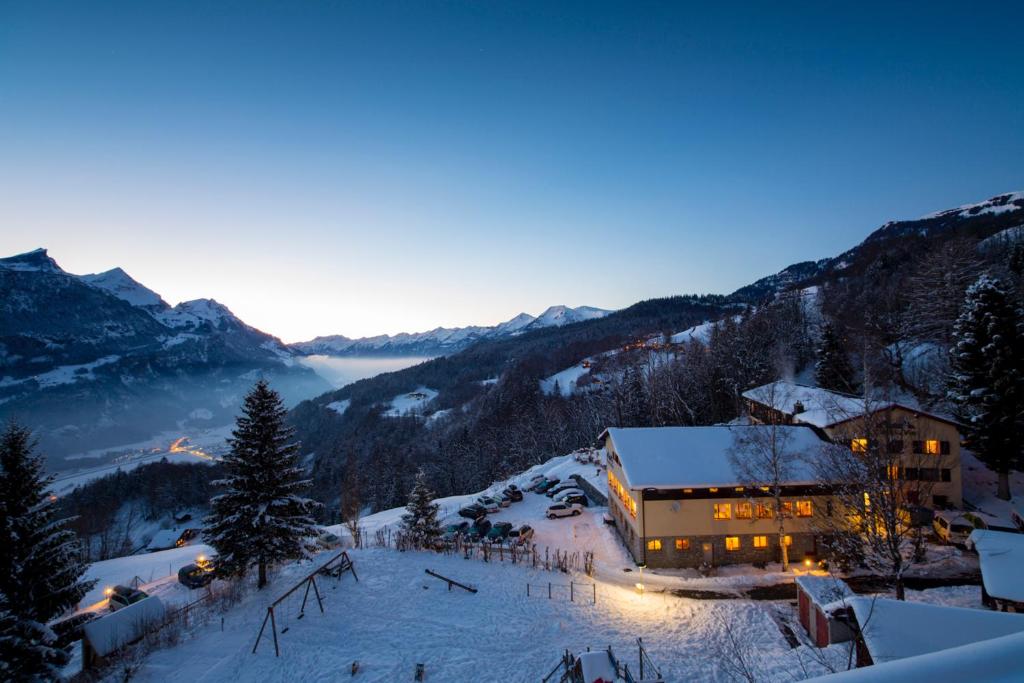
80,267,166,309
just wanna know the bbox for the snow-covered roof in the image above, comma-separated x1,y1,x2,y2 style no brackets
849,597,1024,665
795,575,854,609
147,529,183,550
742,380,958,429
969,529,1024,602
601,426,825,489
805,629,1024,683
83,596,166,657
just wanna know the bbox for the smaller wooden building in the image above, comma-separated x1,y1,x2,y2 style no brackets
969,529,1024,612
794,575,855,647
81,596,166,670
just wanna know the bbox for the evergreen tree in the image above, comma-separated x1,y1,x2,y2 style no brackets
948,275,1024,500
204,380,321,588
400,470,442,548
815,322,855,392
0,422,94,680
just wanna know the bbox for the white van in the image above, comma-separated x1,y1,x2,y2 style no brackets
933,511,986,545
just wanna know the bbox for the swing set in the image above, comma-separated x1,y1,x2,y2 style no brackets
252,550,359,656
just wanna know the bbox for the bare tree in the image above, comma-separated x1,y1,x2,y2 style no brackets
340,454,362,548
728,383,813,572
812,397,939,600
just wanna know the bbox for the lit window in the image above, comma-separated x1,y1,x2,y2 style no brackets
851,438,868,453
734,487,744,492
725,537,740,551
795,500,812,517
647,539,662,551
887,464,900,480
783,535,793,547
736,502,753,519
683,488,693,494
753,535,767,549
924,439,940,455
713,503,732,520
781,501,794,517
709,487,719,493
756,503,773,519
675,538,690,551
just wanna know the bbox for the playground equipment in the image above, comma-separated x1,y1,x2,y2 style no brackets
252,550,358,656
424,568,477,593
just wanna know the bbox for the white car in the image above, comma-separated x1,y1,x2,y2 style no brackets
546,502,583,519
553,488,584,503
476,496,500,513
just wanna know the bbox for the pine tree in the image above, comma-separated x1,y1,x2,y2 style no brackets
948,275,1024,501
0,422,94,680
400,470,442,548
815,322,855,392
204,380,321,589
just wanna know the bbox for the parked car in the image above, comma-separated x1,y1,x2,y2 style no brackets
107,585,149,611
562,494,589,507
497,493,512,508
465,519,493,541
508,525,534,545
547,482,579,498
534,478,561,494
546,502,583,519
442,521,469,542
178,562,216,589
315,528,343,549
553,488,585,502
486,521,513,543
503,486,524,502
934,511,987,544
526,475,545,488
527,476,553,492
458,503,487,519
476,496,500,513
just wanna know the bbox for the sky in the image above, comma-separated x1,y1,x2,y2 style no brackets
1,2,1022,342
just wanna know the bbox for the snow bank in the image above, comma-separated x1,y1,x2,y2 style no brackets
969,529,1024,603
83,596,166,658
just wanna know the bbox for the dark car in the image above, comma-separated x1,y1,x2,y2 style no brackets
534,478,561,494
502,486,524,502
442,521,469,542
458,503,487,519
178,562,216,589
465,519,493,541
486,522,513,543
563,494,589,507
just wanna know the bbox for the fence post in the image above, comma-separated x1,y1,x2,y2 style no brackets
548,582,552,599
593,583,597,605
571,582,574,602
527,583,530,597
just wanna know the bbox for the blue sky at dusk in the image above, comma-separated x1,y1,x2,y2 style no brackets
1,2,1022,341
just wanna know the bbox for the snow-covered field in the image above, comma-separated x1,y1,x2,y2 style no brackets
383,386,439,416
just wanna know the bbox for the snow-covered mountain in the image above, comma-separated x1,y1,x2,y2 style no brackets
291,305,613,357
732,191,1024,302
0,248,328,459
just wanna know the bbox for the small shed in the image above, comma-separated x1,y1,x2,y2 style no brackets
81,596,166,669
969,529,1024,612
795,575,855,647
847,597,1024,668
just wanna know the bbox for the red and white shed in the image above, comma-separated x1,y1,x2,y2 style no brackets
795,575,855,647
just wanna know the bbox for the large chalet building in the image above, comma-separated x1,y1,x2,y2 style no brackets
742,380,963,509
600,425,829,569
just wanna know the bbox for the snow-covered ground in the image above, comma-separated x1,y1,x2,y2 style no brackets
68,449,1004,682
326,399,350,415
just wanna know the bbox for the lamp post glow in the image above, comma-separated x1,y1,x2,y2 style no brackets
103,586,113,597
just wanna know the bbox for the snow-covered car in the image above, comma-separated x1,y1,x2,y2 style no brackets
547,482,579,498
108,585,149,611
476,496,500,513
497,493,512,508
534,478,561,494
315,528,343,549
562,494,589,507
546,502,583,519
934,511,986,545
508,525,534,545
552,488,584,502
525,475,545,488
